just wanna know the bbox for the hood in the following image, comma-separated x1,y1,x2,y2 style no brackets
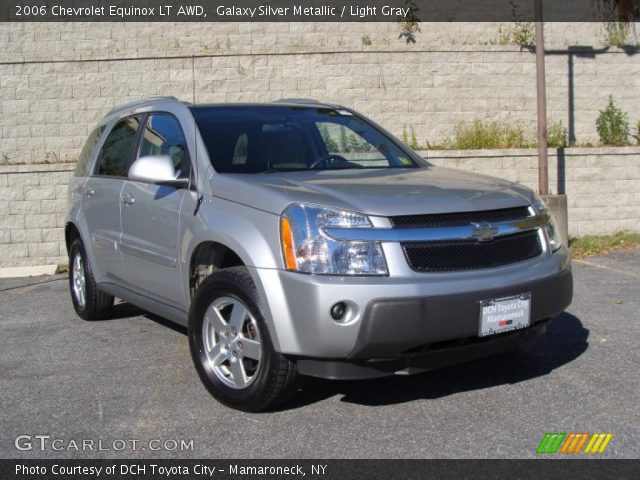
209,166,533,217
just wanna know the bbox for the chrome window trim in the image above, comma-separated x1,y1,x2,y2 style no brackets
323,213,550,243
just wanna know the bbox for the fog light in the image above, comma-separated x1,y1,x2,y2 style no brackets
330,302,347,321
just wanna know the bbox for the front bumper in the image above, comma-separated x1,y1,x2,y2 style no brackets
297,318,551,380
249,247,572,376
346,266,572,359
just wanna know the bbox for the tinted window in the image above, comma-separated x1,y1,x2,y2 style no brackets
191,106,417,173
138,114,190,178
95,116,141,177
316,122,393,168
75,125,105,177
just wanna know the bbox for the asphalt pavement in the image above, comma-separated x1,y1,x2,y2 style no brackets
1,249,639,459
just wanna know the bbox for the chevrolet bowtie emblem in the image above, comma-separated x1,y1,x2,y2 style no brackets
471,222,498,242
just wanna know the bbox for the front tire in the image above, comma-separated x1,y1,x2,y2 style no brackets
68,238,114,320
188,267,299,412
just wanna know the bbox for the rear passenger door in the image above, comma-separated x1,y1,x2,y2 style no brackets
119,113,190,308
83,115,142,284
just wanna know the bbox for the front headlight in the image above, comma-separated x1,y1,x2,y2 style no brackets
280,203,388,275
532,195,562,252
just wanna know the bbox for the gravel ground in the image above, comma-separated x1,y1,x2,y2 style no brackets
1,249,639,459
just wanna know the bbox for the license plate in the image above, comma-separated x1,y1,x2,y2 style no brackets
479,293,531,337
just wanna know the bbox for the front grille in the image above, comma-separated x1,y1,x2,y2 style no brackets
402,230,542,273
390,206,531,229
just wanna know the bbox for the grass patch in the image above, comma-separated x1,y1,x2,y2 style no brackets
569,231,640,259
402,125,421,150
547,120,569,148
437,119,569,150
443,120,536,150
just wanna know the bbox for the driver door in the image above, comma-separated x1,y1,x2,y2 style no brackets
119,113,192,309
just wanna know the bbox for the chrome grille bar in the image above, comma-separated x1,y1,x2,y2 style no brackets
323,213,550,243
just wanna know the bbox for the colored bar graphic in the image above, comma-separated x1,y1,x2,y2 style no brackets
584,434,599,453
539,432,613,454
561,433,580,453
598,434,613,453
537,433,566,453
584,433,614,454
549,433,566,453
571,433,589,454
536,433,552,454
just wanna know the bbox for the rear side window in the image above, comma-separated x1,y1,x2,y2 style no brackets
95,116,141,177
74,125,105,177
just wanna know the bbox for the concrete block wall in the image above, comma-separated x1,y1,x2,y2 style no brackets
1,22,640,166
2,148,639,269
0,23,628,63
2,46,640,166
0,164,73,268
1,22,639,270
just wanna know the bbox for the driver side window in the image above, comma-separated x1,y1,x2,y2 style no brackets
138,114,191,178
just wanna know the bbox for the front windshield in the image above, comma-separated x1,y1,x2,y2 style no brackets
190,105,419,173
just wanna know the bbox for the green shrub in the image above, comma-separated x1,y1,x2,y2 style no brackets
444,120,535,150
547,121,568,148
596,96,630,146
498,22,535,46
361,35,372,46
636,121,640,145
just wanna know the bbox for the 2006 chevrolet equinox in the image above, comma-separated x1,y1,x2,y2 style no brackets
66,97,572,411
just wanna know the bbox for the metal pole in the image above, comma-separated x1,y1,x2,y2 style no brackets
535,0,549,195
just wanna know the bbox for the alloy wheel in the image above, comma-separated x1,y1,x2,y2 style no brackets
202,296,262,389
71,253,86,308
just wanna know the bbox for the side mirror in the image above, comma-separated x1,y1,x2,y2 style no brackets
128,155,189,188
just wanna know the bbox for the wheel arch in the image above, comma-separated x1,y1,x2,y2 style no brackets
188,240,245,297
185,237,287,353
65,222,82,254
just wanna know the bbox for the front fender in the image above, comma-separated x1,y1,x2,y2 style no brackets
180,196,285,348
182,196,282,271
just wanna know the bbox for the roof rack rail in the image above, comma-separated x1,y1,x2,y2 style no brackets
274,98,321,105
106,96,180,116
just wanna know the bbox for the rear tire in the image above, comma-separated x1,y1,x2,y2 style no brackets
68,238,114,320
189,267,300,412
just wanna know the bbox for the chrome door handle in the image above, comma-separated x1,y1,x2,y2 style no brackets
122,194,135,205
85,188,95,197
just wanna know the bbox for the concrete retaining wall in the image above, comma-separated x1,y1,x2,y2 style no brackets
1,147,638,270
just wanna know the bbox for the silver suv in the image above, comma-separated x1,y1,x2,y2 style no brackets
66,97,572,411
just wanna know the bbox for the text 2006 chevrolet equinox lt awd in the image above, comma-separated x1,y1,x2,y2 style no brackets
66,97,572,411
